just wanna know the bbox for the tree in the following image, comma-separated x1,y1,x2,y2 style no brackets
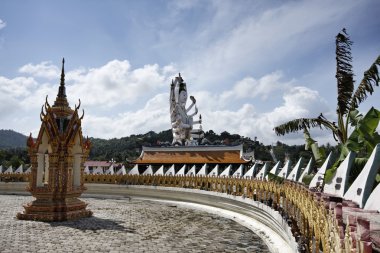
220,131,231,140
10,155,22,168
274,29,380,180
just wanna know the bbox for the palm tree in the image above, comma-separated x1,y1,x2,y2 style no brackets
274,29,380,176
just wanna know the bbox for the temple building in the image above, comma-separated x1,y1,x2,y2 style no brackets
132,144,251,176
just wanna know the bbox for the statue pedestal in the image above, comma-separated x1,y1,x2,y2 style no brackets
17,190,92,221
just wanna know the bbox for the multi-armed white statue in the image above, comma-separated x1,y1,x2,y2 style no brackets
170,73,203,146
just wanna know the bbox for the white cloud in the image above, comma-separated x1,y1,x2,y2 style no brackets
3,59,177,110
19,61,60,79
0,76,38,98
0,96,19,121
202,103,257,134
220,71,292,102
67,60,176,108
0,19,6,30
82,93,170,139
0,74,59,113
196,85,331,145
189,90,220,111
254,86,331,144
19,83,57,110
0,76,41,122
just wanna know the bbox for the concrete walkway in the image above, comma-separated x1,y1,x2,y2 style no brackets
0,195,270,253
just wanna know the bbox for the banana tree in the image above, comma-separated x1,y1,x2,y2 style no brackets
274,29,380,174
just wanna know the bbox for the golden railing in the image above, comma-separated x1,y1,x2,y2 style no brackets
0,173,373,253
0,173,29,182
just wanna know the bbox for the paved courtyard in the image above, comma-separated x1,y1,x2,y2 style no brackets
0,195,270,253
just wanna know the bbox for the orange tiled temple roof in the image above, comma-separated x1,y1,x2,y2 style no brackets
133,145,248,164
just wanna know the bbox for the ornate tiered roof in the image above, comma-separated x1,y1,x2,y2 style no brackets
133,145,249,164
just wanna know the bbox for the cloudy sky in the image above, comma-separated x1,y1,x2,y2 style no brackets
0,0,379,145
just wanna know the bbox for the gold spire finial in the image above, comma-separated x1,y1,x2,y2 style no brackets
59,58,66,97
53,58,69,108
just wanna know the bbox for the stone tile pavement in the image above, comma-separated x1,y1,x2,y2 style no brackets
0,195,270,253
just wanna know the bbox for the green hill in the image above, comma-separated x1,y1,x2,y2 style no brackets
1,128,338,170
0,129,27,149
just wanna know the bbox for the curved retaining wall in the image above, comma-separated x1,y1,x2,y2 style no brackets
0,182,298,253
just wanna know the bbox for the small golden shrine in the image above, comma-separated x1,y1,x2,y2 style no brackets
17,59,92,221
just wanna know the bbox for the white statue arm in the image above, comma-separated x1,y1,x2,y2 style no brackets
186,96,196,113
192,114,202,125
189,105,198,117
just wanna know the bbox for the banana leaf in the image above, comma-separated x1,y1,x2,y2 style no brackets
304,128,326,166
325,107,380,183
346,107,380,152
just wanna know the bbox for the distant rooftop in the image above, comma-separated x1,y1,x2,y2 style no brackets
133,144,249,164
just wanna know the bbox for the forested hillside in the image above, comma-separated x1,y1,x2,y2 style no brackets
0,129,27,148
89,129,339,165
1,129,339,168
